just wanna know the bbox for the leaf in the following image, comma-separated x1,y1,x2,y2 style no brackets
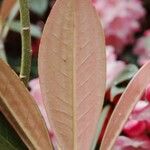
9,21,42,38
0,0,16,23
0,112,27,150
0,60,53,150
1,2,19,39
29,0,49,16
114,64,138,86
38,0,106,149
0,135,16,150
110,64,138,101
111,86,125,101
91,105,111,150
100,61,150,150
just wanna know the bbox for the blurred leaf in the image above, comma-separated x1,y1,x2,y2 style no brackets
100,61,150,150
9,21,41,38
121,47,138,65
0,60,53,149
114,64,138,85
111,86,125,101
7,56,38,79
0,135,16,150
1,2,19,39
110,64,138,100
91,105,111,150
145,36,150,49
0,0,16,24
38,0,106,149
0,40,7,62
29,0,49,16
0,113,27,150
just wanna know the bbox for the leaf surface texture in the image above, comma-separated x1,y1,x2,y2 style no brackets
0,60,53,150
38,0,106,149
100,61,150,150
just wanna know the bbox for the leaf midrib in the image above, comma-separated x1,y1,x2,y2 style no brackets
73,0,77,149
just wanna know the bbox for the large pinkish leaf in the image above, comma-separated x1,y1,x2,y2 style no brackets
100,61,150,150
38,0,106,149
0,60,53,150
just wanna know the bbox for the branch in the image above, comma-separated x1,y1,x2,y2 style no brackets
18,0,31,86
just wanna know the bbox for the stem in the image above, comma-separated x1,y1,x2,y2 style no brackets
18,0,31,86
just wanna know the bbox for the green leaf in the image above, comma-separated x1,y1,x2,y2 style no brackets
145,36,150,49
0,113,27,150
110,64,138,101
0,135,16,150
91,105,111,150
29,0,49,16
9,21,42,38
114,64,138,86
111,86,125,100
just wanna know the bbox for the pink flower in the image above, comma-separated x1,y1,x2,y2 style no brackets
123,101,150,137
132,101,149,114
123,120,147,137
92,0,145,53
114,136,150,150
134,30,150,65
106,45,126,89
29,78,51,131
145,84,150,102
114,99,150,149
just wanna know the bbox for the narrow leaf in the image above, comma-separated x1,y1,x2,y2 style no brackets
0,0,16,23
38,0,106,149
110,64,138,101
100,61,150,150
29,0,48,16
9,21,42,38
114,64,138,86
91,105,111,150
111,86,125,101
0,60,53,150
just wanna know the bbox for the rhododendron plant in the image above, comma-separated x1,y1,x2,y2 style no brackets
0,0,150,150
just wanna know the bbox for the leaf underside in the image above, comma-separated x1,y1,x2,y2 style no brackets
0,60,53,150
100,61,150,150
38,0,106,150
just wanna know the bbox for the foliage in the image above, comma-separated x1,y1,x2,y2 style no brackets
0,0,150,150
0,112,27,150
